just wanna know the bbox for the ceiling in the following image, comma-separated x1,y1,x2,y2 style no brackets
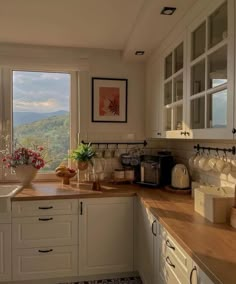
0,0,198,61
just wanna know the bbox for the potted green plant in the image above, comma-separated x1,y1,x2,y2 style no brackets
70,142,96,170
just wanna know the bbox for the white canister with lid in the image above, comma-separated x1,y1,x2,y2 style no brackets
114,169,125,180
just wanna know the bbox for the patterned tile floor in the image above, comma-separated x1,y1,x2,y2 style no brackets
61,277,142,284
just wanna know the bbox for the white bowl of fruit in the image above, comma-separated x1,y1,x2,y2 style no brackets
55,165,77,185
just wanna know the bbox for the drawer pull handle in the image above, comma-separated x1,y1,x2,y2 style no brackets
166,239,175,250
166,256,175,268
38,249,53,253
38,206,53,210
190,266,197,284
151,220,157,236
38,217,53,221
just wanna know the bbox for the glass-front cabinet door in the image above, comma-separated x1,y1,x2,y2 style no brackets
162,39,190,138
187,0,234,139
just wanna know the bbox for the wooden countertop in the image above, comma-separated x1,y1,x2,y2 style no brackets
12,182,236,284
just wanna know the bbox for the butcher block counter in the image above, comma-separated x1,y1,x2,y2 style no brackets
11,182,236,284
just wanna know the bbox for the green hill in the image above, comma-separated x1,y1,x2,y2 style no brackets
14,114,70,171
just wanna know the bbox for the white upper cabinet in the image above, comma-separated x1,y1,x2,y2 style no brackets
151,0,235,140
145,57,162,138
161,38,191,139
187,0,234,139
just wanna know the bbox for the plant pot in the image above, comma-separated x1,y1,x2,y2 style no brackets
14,165,38,187
77,161,89,171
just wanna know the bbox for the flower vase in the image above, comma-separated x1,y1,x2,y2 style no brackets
14,165,38,187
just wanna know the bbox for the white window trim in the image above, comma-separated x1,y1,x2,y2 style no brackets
0,67,78,182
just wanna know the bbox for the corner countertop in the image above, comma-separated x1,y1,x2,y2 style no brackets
11,182,236,284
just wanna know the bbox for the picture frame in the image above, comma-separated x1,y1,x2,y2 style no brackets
91,77,128,123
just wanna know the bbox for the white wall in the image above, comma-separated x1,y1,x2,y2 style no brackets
0,43,145,143
79,49,145,142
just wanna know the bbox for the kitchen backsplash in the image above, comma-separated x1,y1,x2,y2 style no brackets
149,139,236,189
78,141,159,182
79,139,236,189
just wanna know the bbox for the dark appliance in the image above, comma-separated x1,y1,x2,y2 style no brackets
137,154,173,187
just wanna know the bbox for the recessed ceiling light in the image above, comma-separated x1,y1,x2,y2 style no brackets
135,51,145,56
160,7,176,15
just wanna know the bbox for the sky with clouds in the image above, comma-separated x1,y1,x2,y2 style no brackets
13,71,70,113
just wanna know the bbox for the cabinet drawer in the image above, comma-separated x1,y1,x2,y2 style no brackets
12,246,78,280
12,215,78,248
160,226,191,275
159,252,188,284
12,199,78,217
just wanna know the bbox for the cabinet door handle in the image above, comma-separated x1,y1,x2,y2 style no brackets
232,128,236,134
38,206,53,210
166,239,175,250
190,266,197,284
151,220,157,236
186,132,190,136
157,132,162,136
166,256,175,268
80,202,83,215
38,217,53,221
38,249,53,253
181,131,186,136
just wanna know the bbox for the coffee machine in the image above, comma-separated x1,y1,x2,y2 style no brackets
136,154,173,187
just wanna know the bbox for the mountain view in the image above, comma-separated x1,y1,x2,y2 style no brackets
14,110,68,126
14,111,70,171
12,71,71,173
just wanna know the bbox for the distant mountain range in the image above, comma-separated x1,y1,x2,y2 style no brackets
13,110,69,126
14,112,70,171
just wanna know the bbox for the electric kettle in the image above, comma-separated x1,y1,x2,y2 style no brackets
171,164,189,189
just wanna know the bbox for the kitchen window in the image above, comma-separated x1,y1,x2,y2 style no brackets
0,68,78,181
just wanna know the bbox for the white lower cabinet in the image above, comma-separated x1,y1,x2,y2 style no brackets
79,197,134,276
0,224,11,282
11,199,78,281
158,225,215,284
190,262,214,284
12,246,78,280
12,215,78,248
137,198,159,284
6,197,216,284
158,225,191,284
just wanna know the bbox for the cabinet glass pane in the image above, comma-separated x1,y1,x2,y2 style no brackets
165,53,172,79
207,89,227,128
174,74,183,102
208,45,227,89
191,60,205,95
164,81,172,105
174,43,183,72
192,22,206,60
165,108,172,131
190,97,205,129
209,2,227,49
173,105,183,130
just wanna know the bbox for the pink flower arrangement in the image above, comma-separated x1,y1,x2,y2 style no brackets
2,146,45,170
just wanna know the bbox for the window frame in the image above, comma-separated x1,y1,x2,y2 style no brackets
0,66,78,182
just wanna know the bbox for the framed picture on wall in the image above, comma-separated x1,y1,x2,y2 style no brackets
91,77,128,123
